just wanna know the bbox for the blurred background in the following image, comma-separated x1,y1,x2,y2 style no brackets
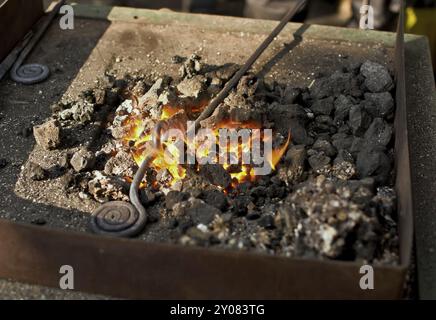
39,0,435,70
41,0,365,27
42,0,435,29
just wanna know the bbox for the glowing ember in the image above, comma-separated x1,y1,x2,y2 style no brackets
120,103,290,189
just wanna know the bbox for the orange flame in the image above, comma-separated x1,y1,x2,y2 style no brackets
120,103,291,189
270,132,291,170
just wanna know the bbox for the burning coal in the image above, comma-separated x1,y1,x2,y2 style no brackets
119,104,290,190
20,54,399,263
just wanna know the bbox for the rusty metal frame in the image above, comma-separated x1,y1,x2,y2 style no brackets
0,3,421,299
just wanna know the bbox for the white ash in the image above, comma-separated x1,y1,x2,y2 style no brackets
87,171,129,203
179,53,202,79
70,149,96,173
58,101,95,124
104,150,137,177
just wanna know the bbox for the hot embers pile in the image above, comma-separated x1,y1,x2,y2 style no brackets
28,55,399,264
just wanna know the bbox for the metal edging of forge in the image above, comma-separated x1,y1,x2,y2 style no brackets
0,2,414,299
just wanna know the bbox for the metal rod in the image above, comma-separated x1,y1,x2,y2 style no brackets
128,153,154,227
0,32,33,81
194,0,308,129
129,121,168,227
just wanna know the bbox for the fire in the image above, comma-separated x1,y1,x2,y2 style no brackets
120,102,290,189
270,132,291,171
160,105,180,120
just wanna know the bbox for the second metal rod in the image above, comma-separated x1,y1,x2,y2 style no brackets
194,0,308,128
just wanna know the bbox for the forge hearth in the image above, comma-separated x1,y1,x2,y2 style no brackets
15,53,399,264
1,4,432,299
